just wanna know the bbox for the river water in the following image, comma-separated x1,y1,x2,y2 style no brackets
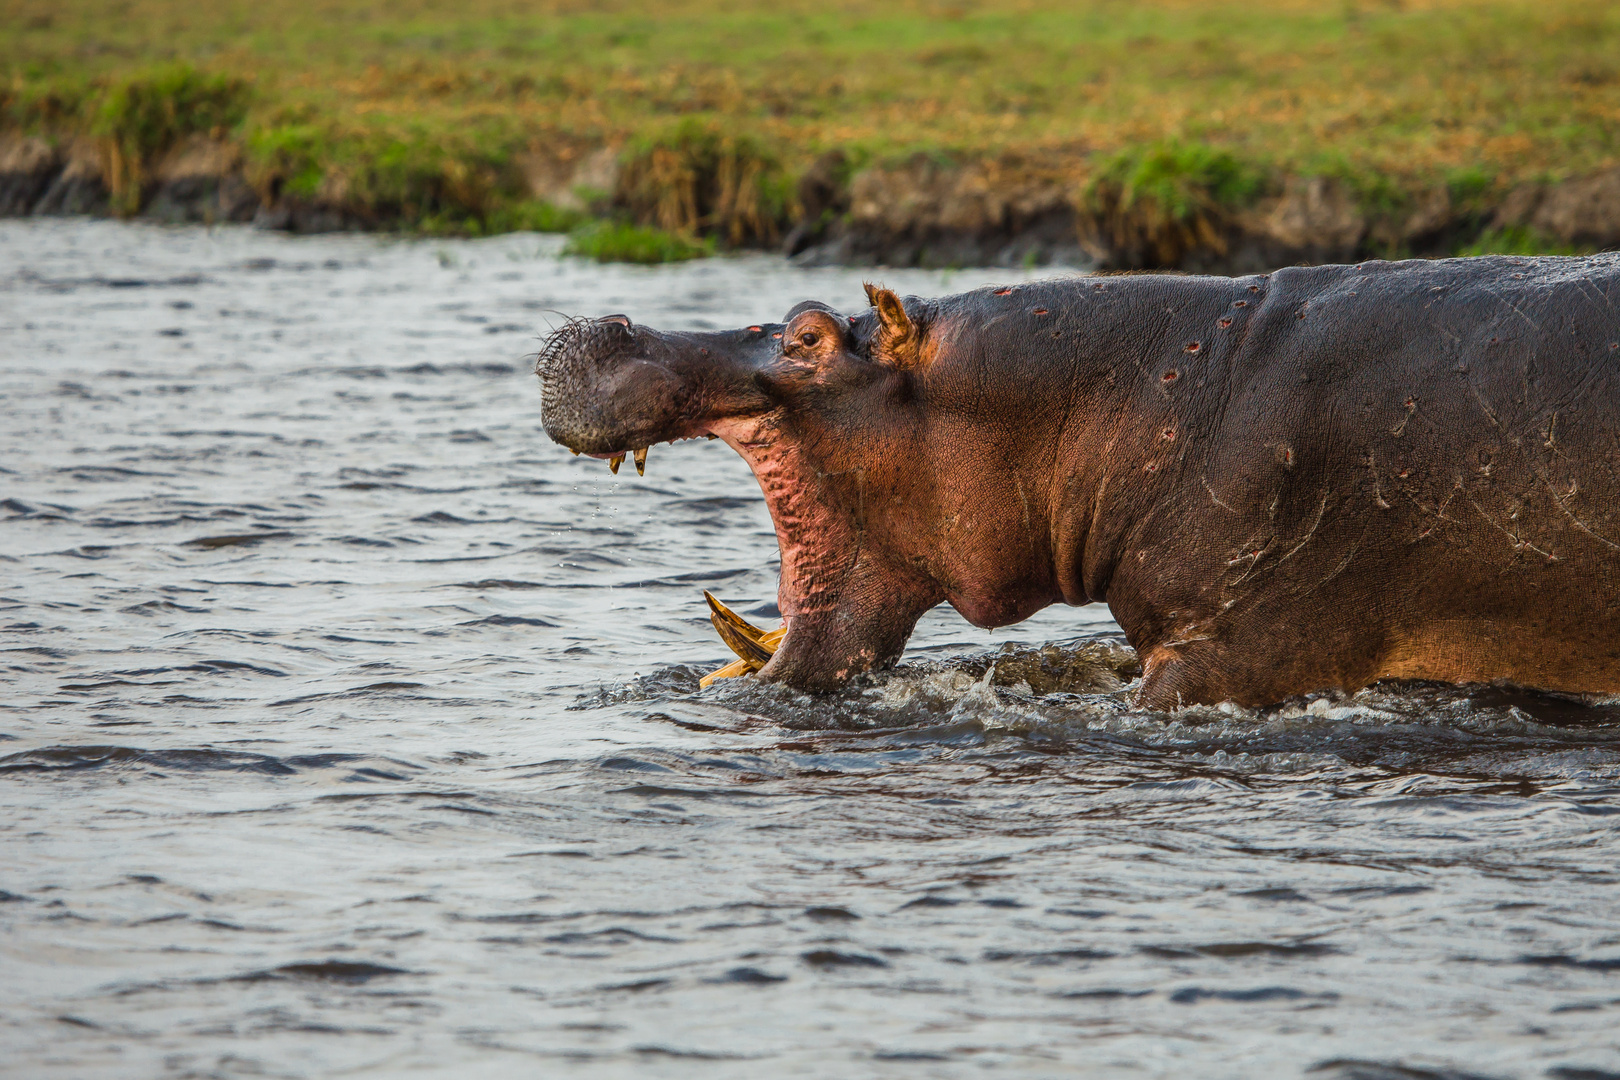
2,218,1618,1079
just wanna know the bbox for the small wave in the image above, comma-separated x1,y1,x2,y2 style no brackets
1169,986,1336,1004
0,745,418,780
458,614,558,628
0,745,297,775
445,578,548,590
183,531,294,549
229,961,412,984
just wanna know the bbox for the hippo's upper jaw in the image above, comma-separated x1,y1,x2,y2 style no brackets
535,313,779,457
536,292,970,692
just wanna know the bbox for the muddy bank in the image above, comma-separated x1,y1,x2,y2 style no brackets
4,131,1617,270
788,152,1620,271
1,133,258,226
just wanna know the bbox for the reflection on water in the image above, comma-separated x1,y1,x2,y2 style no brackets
2,220,1618,1079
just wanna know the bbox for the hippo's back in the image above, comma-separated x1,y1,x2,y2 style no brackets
1101,254,1620,704
1226,254,1620,559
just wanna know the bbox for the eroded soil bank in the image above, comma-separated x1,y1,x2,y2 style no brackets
4,131,1618,271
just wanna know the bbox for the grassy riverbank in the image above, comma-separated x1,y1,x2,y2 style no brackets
4,0,1618,260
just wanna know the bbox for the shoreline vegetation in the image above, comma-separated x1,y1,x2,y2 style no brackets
2,0,1618,269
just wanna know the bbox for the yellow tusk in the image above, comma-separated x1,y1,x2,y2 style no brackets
699,658,752,689
633,447,647,476
704,591,768,646
700,592,785,686
705,592,773,667
609,453,624,474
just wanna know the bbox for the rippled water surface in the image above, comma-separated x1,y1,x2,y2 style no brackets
3,219,1620,1079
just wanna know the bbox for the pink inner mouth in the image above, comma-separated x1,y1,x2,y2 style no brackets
704,414,860,638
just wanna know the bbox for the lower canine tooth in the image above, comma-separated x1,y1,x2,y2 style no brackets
633,447,647,476
609,453,624,474
700,591,785,685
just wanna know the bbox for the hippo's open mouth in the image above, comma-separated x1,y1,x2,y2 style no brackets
540,257,1620,710
535,296,948,692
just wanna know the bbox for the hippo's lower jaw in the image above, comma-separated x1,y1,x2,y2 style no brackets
574,413,943,693
706,414,946,692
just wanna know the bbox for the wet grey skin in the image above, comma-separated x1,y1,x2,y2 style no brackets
538,256,1620,708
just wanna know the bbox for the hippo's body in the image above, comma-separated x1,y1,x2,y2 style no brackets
537,255,1620,708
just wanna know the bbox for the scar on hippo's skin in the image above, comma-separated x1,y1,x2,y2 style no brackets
1033,308,1049,316
1218,317,1233,328
1184,341,1202,353
1233,300,1248,308
1162,370,1180,382
993,287,1012,296
1162,427,1176,440
1392,397,1418,437
1277,446,1295,468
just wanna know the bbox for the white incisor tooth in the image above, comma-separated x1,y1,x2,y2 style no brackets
633,447,648,476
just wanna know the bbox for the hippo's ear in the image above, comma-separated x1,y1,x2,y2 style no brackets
863,283,923,368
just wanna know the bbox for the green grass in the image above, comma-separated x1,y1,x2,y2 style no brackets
84,64,251,212
3,0,1618,252
563,220,714,264
1455,227,1595,257
1085,141,1268,263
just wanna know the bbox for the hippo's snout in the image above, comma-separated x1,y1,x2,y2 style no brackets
537,314,783,458
536,315,680,454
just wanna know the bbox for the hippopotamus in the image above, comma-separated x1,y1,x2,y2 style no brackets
535,255,1620,709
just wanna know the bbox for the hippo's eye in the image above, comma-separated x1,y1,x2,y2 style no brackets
798,331,819,348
